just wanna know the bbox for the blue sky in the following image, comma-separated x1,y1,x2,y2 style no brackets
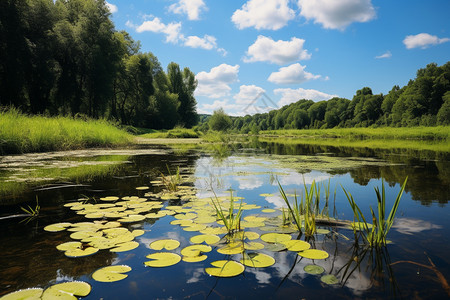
106,0,450,116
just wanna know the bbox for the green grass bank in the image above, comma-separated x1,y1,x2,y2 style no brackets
0,109,132,154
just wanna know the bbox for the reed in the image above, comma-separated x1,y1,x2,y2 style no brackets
210,191,243,235
160,166,181,192
342,178,407,247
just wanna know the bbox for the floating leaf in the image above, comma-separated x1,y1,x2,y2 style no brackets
136,186,149,190
205,260,245,277
41,281,91,299
180,245,212,257
70,231,102,240
259,193,274,197
92,265,132,282
282,240,311,252
261,233,292,243
174,213,197,220
304,264,325,275
182,224,207,232
321,274,339,285
194,216,216,224
199,227,227,235
100,196,119,202
264,243,287,252
145,211,168,219
0,288,43,300
65,247,99,258
131,229,145,237
189,234,220,245
261,209,276,213
240,253,275,268
144,252,181,267
316,228,330,235
243,242,265,250
44,223,71,232
118,214,145,223
298,249,329,260
149,239,180,251
88,238,116,250
182,255,207,262
217,243,244,255
170,219,193,226
56,241,82,252
110,241,139,252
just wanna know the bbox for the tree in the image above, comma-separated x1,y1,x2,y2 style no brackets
209,108,232,131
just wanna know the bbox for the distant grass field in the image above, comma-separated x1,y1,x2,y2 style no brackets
0,108,132,154
139,127,200,139
261,127,450,141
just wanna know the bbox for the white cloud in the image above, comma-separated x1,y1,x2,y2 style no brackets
403,33,450,49
274,88,337,106
298,0,376,30
268,63,321,84
234,85,266,105
105,1,118,13
195,64,240,98
168,0,207,20
375,51,391,59
134,17,184,43
244,35,311,65
232,0,295,30
184,35,216,50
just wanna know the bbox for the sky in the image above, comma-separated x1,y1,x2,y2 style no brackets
106,0,450,116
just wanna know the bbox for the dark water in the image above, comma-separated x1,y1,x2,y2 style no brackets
0,142,449,299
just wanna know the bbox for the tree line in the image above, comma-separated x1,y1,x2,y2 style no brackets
0,0,198,128
206,62,450,132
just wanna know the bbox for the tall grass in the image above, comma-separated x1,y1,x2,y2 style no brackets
342,178,407,247
0,108,132,154
139,127,199,139
262,126,450,141
211,191,243,235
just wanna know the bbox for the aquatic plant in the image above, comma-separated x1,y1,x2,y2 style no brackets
160,165,182,192
210,191,243,236
20,197,40,217
342,178,407,247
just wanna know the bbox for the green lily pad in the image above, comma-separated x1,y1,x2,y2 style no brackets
136,186,149,190
118,214,146,223
240,253,275,268
182,224,207,232
44,223,72,232
174,213,197,220
243,242,265,250
205,260,245,277
88,238,116,250
131,229,145,237
110,241,139,252
304,264,325,275
189,234,220,245
282,240,311,252
182,255,208,262
199,227,227,235
298,249,329,260
180,244,212,257
144,252,181,267
316,228,331,235
92,265,132,282
70,231,102,240
261,233,292,243
264,243,287,252
321,274,339,285
261,209,276,213
149,239,180,251
56,241,82,252
0,288,43,300
65,247,99,258
100,196,119,202
170,219,193,226
41,281,91,299
217,243,245,255
194,216,216,224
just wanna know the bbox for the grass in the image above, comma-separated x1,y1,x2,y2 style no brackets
342,178,408,247
211,191,243,236
160,166,182,192
0,108,132,154
139,127,199,139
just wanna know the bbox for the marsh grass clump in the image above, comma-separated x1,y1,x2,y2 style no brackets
211,191,243,236
20,197,40,217
342,178,407,247
160,166,182,192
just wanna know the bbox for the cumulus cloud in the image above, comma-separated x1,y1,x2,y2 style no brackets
233,85,266,105
274,87,337,106
244,35,311,65
232,0,295,30
268,63,321,84
129,17,225,54
403,33,450,49
298,0,376,30
195,64,240,98
375,51,392,59
168,0,207,20
105,1,118,13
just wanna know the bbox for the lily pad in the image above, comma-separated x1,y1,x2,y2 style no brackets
264,243,287,252
92,265,132,282
44,223,71,232
243,242,265,250
136,186,149,190
65,247,99,258
144,252,181,267
205,260,245,277
240,253,275,268
261,233,292,243
100,196,119,202
118,214,145,223
182,255,207,262
261,208,276,213
321,274,339,285
41,281,91,299
194,216,216,224
182,224,207,232
282,240,311,252
150,239,180,251
217,243,245,255
316,228,331,235
110,241,139,252
189,234,220,245
0,288,43,300
131,229,145,237
56,241,82,252
181,244,212,256
304,264,325,275
298,249,329,260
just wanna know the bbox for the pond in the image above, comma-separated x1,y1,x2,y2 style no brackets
0,140,449,299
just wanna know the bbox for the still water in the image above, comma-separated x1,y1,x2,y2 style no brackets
0,141,449,299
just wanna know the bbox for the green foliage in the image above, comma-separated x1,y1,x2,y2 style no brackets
210,191,243,235
342,178,407,247
209,108,232,131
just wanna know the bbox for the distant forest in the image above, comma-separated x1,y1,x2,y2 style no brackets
0,0,198,129
204,62,450,133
